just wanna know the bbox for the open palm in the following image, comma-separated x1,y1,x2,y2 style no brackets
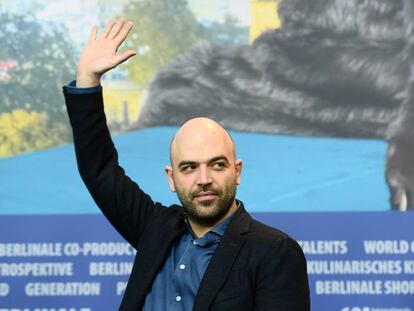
76,18,136,87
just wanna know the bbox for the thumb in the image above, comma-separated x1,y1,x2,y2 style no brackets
115,50,137,65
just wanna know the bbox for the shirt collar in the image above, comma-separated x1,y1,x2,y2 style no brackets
210,209,235,236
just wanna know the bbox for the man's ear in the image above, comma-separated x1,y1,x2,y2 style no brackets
165,165,176,192
235,159,243,185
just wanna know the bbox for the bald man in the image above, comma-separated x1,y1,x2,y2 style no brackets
63,19,310,310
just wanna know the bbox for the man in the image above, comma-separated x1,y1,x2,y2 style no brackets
63,18,310,310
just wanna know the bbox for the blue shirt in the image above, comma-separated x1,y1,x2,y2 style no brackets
65,80,237,310
65,80,101,93
143,215,234,311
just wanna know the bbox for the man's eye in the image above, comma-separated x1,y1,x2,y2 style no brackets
213,162,226,169
182,165,195,172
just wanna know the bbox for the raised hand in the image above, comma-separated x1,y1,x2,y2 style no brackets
76,18,136,87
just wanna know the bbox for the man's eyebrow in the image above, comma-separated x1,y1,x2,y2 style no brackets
178,160,198,168
208,155,229,163
177,156,229,168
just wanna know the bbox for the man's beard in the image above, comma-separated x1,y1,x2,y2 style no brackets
175,181,237,226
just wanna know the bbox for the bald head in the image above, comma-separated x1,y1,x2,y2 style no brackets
170,118,236,166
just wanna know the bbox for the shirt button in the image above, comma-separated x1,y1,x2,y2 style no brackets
179,264,186,270
176,296,182,302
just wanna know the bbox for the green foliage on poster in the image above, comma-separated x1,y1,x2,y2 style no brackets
0,12,76,156
122,0,248,87
123,0,206,87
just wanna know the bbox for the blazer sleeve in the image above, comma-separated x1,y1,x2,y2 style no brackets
63,87,165,248
255,236,310,311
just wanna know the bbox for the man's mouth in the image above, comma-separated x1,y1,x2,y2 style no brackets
193,191,218,202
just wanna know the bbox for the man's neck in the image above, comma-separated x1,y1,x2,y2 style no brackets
189,200,238,238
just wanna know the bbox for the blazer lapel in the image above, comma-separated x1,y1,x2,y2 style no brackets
193,205,251,311
120,207,186,310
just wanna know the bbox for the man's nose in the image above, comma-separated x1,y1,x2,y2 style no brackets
196,165,212,185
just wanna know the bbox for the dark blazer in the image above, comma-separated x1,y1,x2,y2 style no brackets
63,88,310,310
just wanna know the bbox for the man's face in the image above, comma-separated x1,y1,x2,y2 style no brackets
174,158,239,226
165,119,242,226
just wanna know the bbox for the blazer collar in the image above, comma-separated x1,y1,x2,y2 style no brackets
120,207,187,310
193,201,251,310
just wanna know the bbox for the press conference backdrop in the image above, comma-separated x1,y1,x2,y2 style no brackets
1,1,413,310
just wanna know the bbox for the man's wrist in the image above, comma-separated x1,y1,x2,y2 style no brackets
76,71,101,88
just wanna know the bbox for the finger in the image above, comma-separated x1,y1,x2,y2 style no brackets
100,19,116,39
114,21,134,47
88,25,98,42
108,17,125,39
115,50,137,65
